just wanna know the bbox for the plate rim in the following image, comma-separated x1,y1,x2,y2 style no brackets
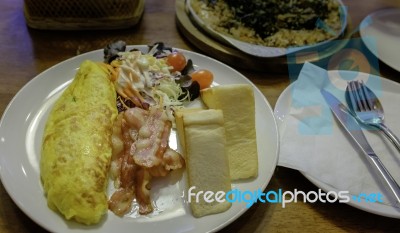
359,8,400,72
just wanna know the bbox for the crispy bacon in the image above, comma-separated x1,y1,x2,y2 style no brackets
148,148,186,177
108,106,185,216
162,148,186,171
133,107,170,168
108,113,138,216
108,188,135,217
124,107,147,129
135,167,153,214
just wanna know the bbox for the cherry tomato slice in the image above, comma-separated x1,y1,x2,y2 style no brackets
166,52,186,72
190,69,214,90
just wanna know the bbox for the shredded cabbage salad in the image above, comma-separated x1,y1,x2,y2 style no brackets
110,45,191,121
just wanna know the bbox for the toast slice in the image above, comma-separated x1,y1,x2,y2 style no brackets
201,84,258,180
180,109,231,217
175,108,203,152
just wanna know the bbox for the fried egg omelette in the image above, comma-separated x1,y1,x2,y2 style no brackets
41,60,117,225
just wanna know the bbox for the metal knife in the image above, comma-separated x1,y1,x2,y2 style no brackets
321,89,400,206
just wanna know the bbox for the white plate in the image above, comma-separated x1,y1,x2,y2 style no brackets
274,70,400,218
186,0,347,57
360,8,400,72
0,45,279,233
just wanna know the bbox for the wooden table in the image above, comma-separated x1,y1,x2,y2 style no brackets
1,0,400,232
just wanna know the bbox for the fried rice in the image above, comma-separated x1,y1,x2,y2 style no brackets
190,0,343,48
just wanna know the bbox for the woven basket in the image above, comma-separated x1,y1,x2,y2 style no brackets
24,0,145,30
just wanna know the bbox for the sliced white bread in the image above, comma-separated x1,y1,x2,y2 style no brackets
175,108,203,152
201,84,258,180
180,109,231,217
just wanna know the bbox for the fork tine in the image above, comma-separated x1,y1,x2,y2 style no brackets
348,81,360,112
360,80,374,111
350,81,365,112
355,81,370,111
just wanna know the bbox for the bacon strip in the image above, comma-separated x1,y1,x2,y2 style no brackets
135,167,153,214
132,107,170,168
108,114,138,216
108,188,135,217
108,106,185,216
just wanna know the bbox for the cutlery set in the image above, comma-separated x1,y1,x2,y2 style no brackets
321,81,400,206
346,81,400,152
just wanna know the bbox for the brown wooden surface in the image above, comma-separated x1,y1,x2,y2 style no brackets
1,0,400,232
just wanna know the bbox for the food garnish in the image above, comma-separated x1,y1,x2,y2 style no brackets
104,41,213,118
190,69,214,90
166,51,187,72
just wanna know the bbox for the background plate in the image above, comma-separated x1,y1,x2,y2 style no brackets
176,0,352,73
360,8,400,72
186,0,347,58
274,71,400,218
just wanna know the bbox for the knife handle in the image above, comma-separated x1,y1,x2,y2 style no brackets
368,154,400,206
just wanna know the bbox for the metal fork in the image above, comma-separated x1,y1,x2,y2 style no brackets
346,80,400,153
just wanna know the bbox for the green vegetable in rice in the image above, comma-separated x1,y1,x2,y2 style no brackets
209,0,334,39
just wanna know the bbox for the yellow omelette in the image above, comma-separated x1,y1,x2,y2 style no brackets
41,60,117,225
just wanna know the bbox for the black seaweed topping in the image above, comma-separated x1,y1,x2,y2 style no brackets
210,0,331,39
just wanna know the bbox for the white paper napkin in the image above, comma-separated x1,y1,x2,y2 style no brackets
277,62,400,207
